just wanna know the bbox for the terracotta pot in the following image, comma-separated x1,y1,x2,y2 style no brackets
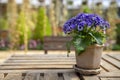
75,44,104,69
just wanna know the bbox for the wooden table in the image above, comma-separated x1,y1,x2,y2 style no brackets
0,53,120,80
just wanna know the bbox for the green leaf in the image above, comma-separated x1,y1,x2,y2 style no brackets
73,36,91,55
67,31,105,55
88,32,105,45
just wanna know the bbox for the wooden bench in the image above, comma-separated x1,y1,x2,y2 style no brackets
0,53,120,80
43,36,74,54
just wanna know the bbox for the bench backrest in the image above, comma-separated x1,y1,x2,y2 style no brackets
44,36,74,53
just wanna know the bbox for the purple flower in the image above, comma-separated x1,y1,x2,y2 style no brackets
63,17,77,33
29,40,37,49
78,26,84,31
63,13,110,34
76,13,86,20
77,21,86,31
100,20,110,30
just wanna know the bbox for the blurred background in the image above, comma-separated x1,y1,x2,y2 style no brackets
0,0,120,51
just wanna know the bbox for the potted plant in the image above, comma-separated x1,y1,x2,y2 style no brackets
63,13,110,75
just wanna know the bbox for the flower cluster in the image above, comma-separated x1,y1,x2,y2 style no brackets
63,13,110,34
63,13,110,55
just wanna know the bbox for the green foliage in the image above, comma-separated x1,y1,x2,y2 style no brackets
0,47,8,50
0,18,8,30
112,23,120,50
83,6,92,13
112,44,120,50
16,12,31,45
116,23,120,44
33,7,44,42
33,7,52,42
67,1,73,5
67,29,105,55
36,44,43,50
45,17,52,36
31,11,37,30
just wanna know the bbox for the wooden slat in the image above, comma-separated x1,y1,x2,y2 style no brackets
24,73,45,80
107,54,120,61
11,54,75,57
8,57,75,60
12,54,75,57
100,67,107,72
83,76,100,80
0,53,120,80
0,55,13,66
44,36,72,41
37,73,44,80
63,73,72,80
3,73,22,80
44,73,59,80
58,73,64,80
0,65,73,70
63,72,80,80
12,55,75,57
100,59,119,72
0,69,74,73
69,72,79,80
5,59,75,63
98,72,120,78
0,74,4,80
2,61,75,66
43,36,74,52
100,78,120,80
35,73,41,80
102,55,120,69
24,73,37,80
10,56,73,59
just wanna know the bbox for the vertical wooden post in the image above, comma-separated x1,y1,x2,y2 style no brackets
106,1,118,50
94,2,103,17
49,0,58,36
7,0,17,53
43,1,46,36
62,3,68,26
22,0,30,54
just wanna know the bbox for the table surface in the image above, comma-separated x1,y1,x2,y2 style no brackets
0,53,120,80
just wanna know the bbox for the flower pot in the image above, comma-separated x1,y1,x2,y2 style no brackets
74,44,104,75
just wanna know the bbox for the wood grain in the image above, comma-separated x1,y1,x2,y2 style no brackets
3,73,22,80
102,55,120,69
100,59,119,72
83,76,100,80
0,53,120,80
100,78,120,80
44,73,59,80
0,74,4,80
